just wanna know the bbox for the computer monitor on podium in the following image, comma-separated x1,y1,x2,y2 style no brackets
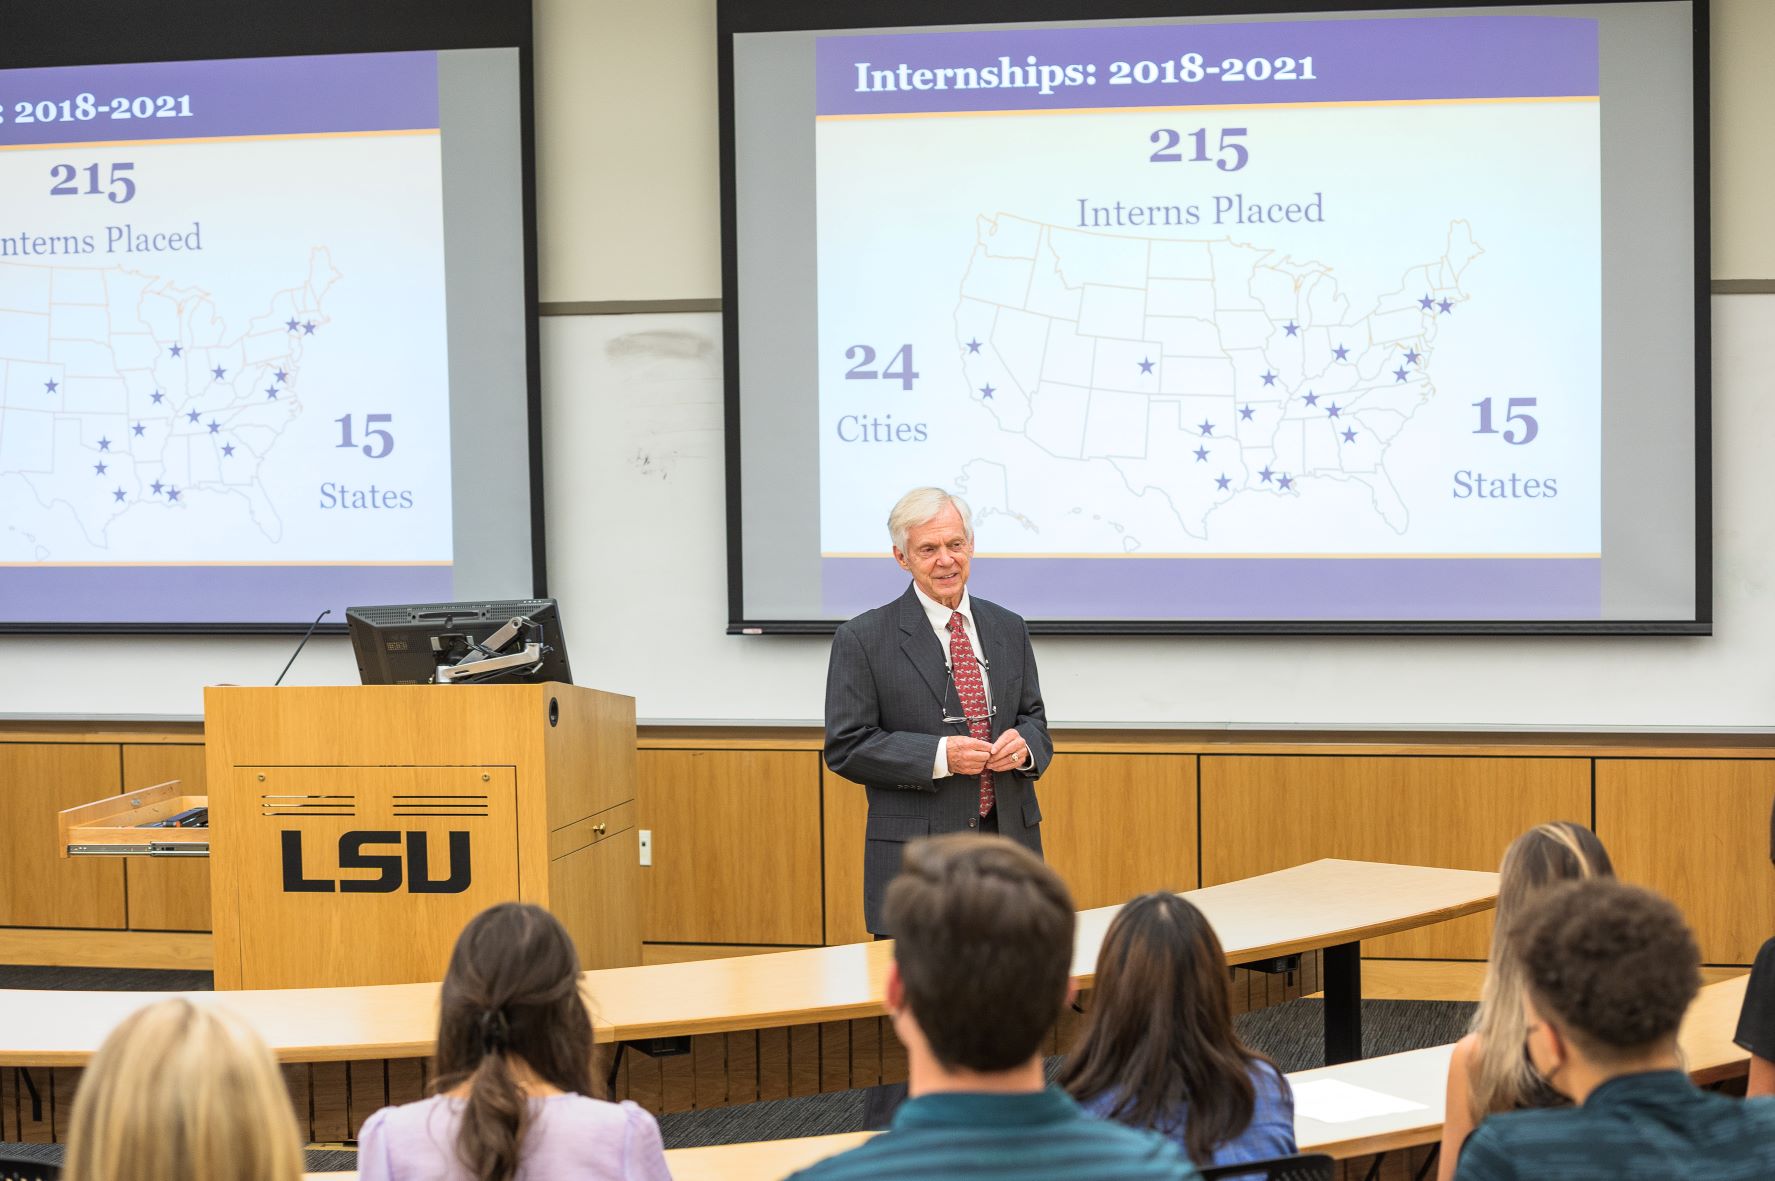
346,599,572,685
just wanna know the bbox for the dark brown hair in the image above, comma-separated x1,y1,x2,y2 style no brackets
433,903,597,1181
884,834,1074,1072
1516,878,1700,1064
1058,893,1275,1166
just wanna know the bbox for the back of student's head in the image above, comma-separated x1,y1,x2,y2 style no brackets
63,997,303,1181
1516,878,1700,1063
885,833,1075,1072
435,902,596,1181
1470,821,1613,1117
1058,892,1272,1166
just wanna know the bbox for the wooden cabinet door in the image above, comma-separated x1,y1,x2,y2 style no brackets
640,749,823,946
0,743,125,928
121,744,212,931
1596,759,1775,965
1039,754,1198,910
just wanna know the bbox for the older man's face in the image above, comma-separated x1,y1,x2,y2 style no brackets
894,504,972,608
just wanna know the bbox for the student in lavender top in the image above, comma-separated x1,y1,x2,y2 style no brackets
1058,892,1295,1169
358,903,669,1181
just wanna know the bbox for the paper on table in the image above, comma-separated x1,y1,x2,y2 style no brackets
1292,1078,1430,1124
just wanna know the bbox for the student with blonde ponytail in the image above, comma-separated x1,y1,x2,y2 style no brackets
1437,822,1613,1180
62,997,304,1181
359,903,669,1181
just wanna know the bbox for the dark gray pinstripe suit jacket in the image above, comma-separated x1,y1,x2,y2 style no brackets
823,583,1053,935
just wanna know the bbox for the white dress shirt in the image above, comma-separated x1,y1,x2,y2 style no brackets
912,583,1032,780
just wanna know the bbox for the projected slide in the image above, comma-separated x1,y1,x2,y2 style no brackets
814,15,1601,620
0,53,454,622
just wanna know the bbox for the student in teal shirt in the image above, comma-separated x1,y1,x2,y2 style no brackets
1455,879,1775,1181
789,835,1196,1181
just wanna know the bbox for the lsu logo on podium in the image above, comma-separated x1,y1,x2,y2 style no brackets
280,830,472,894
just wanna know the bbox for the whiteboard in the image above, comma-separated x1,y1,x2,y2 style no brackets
5,298,1772,728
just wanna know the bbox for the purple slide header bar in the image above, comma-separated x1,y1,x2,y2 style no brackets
816,15,1597,117
821,556,1601,622
0,51,439,148
0,564,453,625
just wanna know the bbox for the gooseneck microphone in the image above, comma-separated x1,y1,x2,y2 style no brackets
274,609,332,687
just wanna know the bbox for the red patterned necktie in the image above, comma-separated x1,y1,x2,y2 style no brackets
947,611,994,817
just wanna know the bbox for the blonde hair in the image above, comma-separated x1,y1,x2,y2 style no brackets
1467,822,1613,1120
63,998,304,1181
887,487,973,553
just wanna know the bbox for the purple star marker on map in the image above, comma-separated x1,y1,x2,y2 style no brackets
979,383,995,399
1394,366,1410,382
965,339,981,354
1193,446,1209,462
112,488,126,503
286,318,300,332
212,365,227,380
1326,403,1341,418
150,479,164,495
266,386,280,399
1438,299,1454,314
1260,371,1277,387
1283,322,1298,337
187,410,201,424
1342,427,1358,443
93,461,108,475
1419,295,1435,310
97,436,111,451
1239,405,1255,421
1198,419,1215,436
44,379,58,394
1404,349,1421,364
1302,391,1318,407
1333,344,1349,361
167,487,181,502
132,422,145,437
1278,474,1294,491
274,368,289,383
169,344,182,357
1215,474,1231,490
1259,465,1274,483
207,420,220,434
303,321,317,335
151,391,164,404
1138,357,1155,374
221,443,236,457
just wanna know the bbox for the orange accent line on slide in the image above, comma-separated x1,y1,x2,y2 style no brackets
817,95,1599,122
0,127,440,153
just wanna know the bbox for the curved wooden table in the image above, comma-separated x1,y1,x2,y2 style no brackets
0,859,1497,1071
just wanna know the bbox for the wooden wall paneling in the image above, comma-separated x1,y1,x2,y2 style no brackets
639,749,823,945
1596,759,1775,964
820,1020,849,1093
879,1020,909,1085
758,1027,790,1100
282,1063,312,1142
821,765,870,945
625,1049,663,1114
789,1024,821,1096
725,1030,759,1105
691,1033,728,1109
849,1018,880,1090
551,819,642,969
309,1061,350,1143
347,1059,386,1134
0,743,125,928
48,1067,79,1142
1200,756,1587,958
660,1046,695,1113
119,744,212,931
1039,754,1199,908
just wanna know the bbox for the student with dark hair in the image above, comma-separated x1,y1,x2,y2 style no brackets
1059,892,1294,1168
1732,935,1775,1097
790,834,1196,1181
1454,879,1775,1181
358,903,669,1181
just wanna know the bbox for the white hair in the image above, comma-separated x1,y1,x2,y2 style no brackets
888,487,973,552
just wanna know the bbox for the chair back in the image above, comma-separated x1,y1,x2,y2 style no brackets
1199,1152,1335,1181
0,1151,60,1181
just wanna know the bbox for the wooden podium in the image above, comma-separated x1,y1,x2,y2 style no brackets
201,683,639,990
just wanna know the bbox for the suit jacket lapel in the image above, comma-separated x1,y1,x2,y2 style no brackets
897,584,952,714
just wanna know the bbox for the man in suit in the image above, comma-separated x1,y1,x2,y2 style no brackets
824,486,1053,938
